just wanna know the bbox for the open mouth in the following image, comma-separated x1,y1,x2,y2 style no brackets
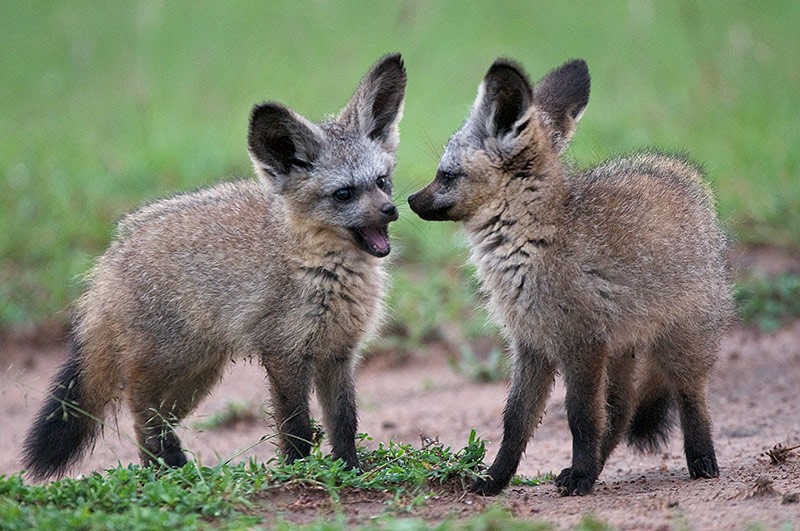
351,225,391,257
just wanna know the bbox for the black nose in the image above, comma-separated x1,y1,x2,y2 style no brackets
407,192,417,204
381,203,398,221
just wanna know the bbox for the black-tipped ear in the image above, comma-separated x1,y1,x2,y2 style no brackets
484,59,534,136
247,102,323,182
532,59,590,152
473,59,534,139
339,53,407,151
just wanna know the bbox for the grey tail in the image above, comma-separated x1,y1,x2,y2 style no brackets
21,333,102,481
627,389,675,453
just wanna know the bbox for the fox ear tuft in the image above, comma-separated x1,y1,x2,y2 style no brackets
472,59,534,141
339,53,407,152
247,103,323,189
533,59,590,152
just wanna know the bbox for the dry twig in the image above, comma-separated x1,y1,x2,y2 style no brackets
763,443,800,465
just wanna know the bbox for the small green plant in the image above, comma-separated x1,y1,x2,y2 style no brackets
439,505,552,530
1,429,492,529
735,274,800,330
194,401,264,431
0,463,264,530
576,513,614,531
510,471,555,487
266,429,488,503
270,505,554,530
450,344,509,383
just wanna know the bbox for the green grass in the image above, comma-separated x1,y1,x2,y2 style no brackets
0,429,557,530
193,400,264,431
735,274,800,330
2,1,799,332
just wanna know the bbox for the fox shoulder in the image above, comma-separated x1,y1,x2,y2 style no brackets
114,180,276,241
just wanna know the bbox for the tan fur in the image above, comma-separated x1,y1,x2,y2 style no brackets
22,54,406,480
409,58,733,496
84,180,386,453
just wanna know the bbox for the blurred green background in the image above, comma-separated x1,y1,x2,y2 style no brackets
2,1,799,345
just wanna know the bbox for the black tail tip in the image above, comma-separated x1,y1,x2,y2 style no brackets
627,392,676,454
21,396,96,482
21,341,99,482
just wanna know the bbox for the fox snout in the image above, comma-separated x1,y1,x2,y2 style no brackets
408,184,453,222
369,195,398,226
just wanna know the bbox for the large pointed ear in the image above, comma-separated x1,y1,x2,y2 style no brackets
532,59,590,152
470,59,534,141
247,102,323,189
338,53,407,151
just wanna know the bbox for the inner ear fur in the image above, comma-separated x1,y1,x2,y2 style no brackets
247,102,323,179
338,53,407,150
479,59,534,138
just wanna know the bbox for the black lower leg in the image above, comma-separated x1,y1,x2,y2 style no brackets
315,356,359,469
474,402,531,495
138,422,187,468
328,391,358,468
278,406,313,463
598,351,636,470
678,390,718,479
555,345,607,496
473,347,555,496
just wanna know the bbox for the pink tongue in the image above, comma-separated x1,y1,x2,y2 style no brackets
361,227,389,252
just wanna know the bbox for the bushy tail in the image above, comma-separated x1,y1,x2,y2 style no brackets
627,382,675,454
22,333,104,481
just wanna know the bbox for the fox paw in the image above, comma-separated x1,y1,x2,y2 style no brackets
471,477,507,497
341,458,361,472
554,467,595,496
688,456,719,479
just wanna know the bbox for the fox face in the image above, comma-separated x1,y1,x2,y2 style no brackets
248,54,406,257
408,59,589,225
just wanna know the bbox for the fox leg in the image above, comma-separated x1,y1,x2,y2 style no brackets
671,350,718,479
598,348,637,471
314,353,359,469
676,380,718,478
653,332,719,479
126,352,225,468
263,354,313,464
131,405,188,468
555,341,608,496
473,342,556,496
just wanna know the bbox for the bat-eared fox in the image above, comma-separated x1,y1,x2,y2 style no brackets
408,58,733,496
23,53,407,480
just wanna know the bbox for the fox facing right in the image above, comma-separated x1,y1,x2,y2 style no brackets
22,54,406,481
408,58,733,496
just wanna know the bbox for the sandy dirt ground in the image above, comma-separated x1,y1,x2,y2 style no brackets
1,246,799,529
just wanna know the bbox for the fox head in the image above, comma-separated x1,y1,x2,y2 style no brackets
248,54,406,257
408,59,590,225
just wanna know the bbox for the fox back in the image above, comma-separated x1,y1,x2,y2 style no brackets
409,58,733,496
23,54,407,480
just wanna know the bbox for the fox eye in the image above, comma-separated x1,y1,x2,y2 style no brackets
333,187,354,202
437,170,461,184
376,175,388,190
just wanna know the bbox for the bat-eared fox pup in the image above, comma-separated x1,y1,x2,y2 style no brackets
23,54,407,481
409,58,733,496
